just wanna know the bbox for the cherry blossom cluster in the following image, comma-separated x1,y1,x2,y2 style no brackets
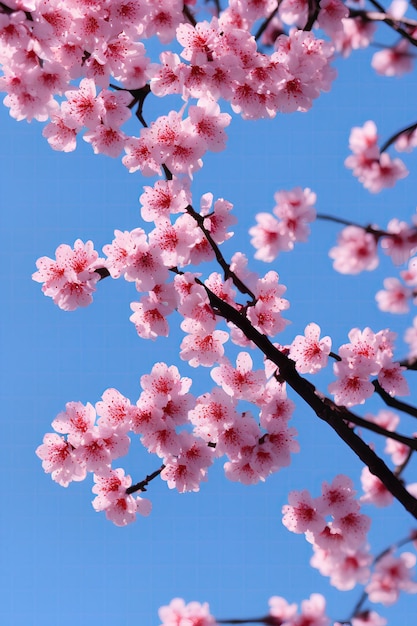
249,187,316,261
359,409,417,508
328,213,417,276
345,120,409,193
157,594,332,626
283,475,417,609
32,185,295,351
32,238,103,310
37,355,301,523
35,390,152,526
376,254,417,315
288,322,331,374
282,475,372,591
328,327,409,407
151,18,336,120
158,544,417,626
0,0,337,177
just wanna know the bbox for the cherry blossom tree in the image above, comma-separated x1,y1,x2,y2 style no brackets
3,0,417,624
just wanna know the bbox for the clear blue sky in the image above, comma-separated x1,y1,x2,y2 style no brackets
1,15,417,626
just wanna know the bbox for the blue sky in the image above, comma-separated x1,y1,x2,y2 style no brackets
1,14,417,626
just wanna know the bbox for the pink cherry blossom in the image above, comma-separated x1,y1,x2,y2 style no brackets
320,474,359,517
189,387,239,444
404,315,417,358
372,40,414,77
334,17,376,58
311,544,372,591
52,400,96,447
180,328,229,367
345,120,409,191
328,359,375,407
366,551,417,605
95,388,137,434
351,611,387,626
158,598,215,626
210,352,265,401
375,278,412,314
92,468,151,526
161,432,214,492
377,357,409,397
61,78,104,129
295,593,330,626
36,433,87,487
317,0,349,38
282,489,327,534
380,218,417,265
289,323,331,374
360,466,394,508
329,226,379,274
268,596,298,623
130,293,171,340
33,239,102,310
139,178,191,223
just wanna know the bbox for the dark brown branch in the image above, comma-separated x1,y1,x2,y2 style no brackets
373,380,417,419
200,286,417,519
304,0,321,32
394,447,413,478
349,8,417,30
254,1,280,41
380,121,417,153
183,3,197,27
316,213,393,240
341,412,417,451
126,465,165,495
184,204,256,301
95,267,110,280
357,0,417,46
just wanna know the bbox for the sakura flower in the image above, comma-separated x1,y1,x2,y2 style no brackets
95,388,137,434
328,359,375,407
139,178,190,223
320,474,359,517
130,294,171,340
282,489,327,535
366,551,417,605
33,239,101,310
51,401,96,448
268,596,298,623
92,468,151,526
375,278,412,314
183,97,231,152
352,611,387,626
180,329,229,367
329,226,379,275
161,432,214,492
210,352,265,401
61,78,104,129
380,218,417,265
289,323,331,374
295,593,330,626
377,357,409,397
83,124,126,158
345,120,409,191
311,544,372,590
372,39,414,77
158,598,215,626
360,466,394,508
36,433,87,487
404,316,417,359
42,112,79,152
